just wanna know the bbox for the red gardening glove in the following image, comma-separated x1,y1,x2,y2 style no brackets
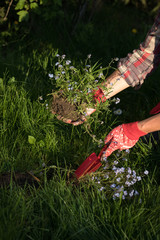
103,121,147,157
150,102,160,115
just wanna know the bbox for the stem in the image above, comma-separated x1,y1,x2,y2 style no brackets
3,0,14,21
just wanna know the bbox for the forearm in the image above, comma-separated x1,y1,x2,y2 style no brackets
137,113,160,134
101,70,130,99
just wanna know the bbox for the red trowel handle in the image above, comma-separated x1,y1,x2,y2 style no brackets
74,144,109,179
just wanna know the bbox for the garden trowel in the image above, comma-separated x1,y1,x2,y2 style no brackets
74,143,110,179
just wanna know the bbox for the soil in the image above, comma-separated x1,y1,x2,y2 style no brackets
0,172,40,188
51,94,82,121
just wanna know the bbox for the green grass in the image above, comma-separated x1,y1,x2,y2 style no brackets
0,2,160,240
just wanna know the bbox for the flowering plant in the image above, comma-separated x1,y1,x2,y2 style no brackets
85,149,149,200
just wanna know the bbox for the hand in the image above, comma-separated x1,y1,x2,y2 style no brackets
56,107,96,126
103,122,147,157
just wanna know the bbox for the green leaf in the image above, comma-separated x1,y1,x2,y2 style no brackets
0,78,4,91
30,2,38,9
17,10,29,22
28,135,36,145
38,140,45,148
15,0,26,10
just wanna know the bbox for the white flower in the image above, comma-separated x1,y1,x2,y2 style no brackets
113,109,122,115
137,176,141,181
128,168,132,174
115,97,120,104
144,170,149,175
114,160,118,165
101,121,104,124
70,66,75,70
95,80,99,83
98,73,104,78
120,167,125,173
132,170,136,176
114,57,119,61
134,190,139,195
39,96,43,101
129,190,134,197
126,174,130,179
123,190,128,196
61,71,65,74
125,181,131,186
100,187,105,191
46,103,48,106
55,76,59,80
112,166,117,171
55,62,59,66
125,149,130,153
110,184,116,188
122,195,125,200
66,60,71,65
58,64,63,68
56,54,60,57
87,88,91,93
48,73,54,78
62,54,66,59
87,54,91,58
114,193,120,197
97,181,101,184
116,177,121,182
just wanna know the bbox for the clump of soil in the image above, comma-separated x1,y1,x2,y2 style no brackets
0,172,40,188
51,94,82,121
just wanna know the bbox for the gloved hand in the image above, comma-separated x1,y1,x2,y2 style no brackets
57,87,106,126
103,121,147,157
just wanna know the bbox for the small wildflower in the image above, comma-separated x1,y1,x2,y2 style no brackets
126,174,131,179
116,152,120,157
95,79,99,83
129,190,134,197
97,181,101,184
114,193,120,197
87,54,91,58
125,181,131,186
87,88,91,93
128,168,132,174
70,66,75,70
112,166,117,171
115,57,119,61
61,71,65,74
62,54,66,59
39,96,43,101
101,121,104,124
100,187,105,191
55,62,59,66
98,73,104,78
110,184,116,188
122,158,127,161
137,176,141,181
86,65,91,68
114,160,118,165
116,177,121,182
48,73,54,78
115,97,120,104
125,149,130,154
46,103,48,107
66,60,71,65
144,170,149,175
123,190,128,196
113,109,122,115
55,76,59,80
132,28,137,34
134,190,139,195
58,64,63,68
122,195,125,200
56,54,60,57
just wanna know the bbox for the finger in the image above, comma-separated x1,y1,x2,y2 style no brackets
85,107,96,116
72,117,86,126
104,133,113,144
103,141,119,157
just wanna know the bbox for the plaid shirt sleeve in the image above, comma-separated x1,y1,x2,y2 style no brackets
117,9,160,87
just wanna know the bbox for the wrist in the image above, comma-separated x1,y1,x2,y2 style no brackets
123,121,147,140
